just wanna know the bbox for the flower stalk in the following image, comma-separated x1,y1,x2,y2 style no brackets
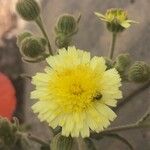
91,123,150,139
109,32,117,59
35,16,53,55
27,133,50,147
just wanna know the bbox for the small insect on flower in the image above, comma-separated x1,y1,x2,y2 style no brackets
95,8,137,33
31,46,122,137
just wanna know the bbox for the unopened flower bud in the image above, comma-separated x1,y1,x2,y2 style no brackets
50,133,73,150
128,61,150,82
17,31,32,46
56,14,77,35
114,53,131,72
39,37,47,46
55,36,72,49
16,0,40,21
20,37,46,58
104,57,113,69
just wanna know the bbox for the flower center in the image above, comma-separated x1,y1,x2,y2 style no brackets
70,84,84,95
51,65,102,112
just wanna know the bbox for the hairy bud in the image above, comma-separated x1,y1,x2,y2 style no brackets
104,57,113,69
56,14,77,35
17,31,32,46
128,61,150,82
16,0,40,21
20,37,46,58
114,53,131,71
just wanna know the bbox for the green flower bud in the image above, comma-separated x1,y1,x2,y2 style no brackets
55,36,72,49
56,14,77,35
20,37,46,58
39,37,47,46
114,53,131,72
50,133,73,150
114,53,131,80
17,31,32,47
104,57,113,69
128,61,150,82
16,0,40,21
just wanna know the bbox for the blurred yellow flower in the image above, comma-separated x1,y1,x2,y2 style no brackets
31,46,122,137
95,8,137,32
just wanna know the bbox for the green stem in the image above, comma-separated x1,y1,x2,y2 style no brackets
91,123,150,139
35,16,53,55
101,123,150,133
109,32,117,59
104,133,134,150
28,133,50,147
137,107,150,124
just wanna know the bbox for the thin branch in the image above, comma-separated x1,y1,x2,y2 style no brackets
115,80,150,111
35,16,53,55
101,123,150,133
103,133,134,150
109,32,117,59
19,74,32,80
91,123,150,139
28,133,50,147
137,107,150,124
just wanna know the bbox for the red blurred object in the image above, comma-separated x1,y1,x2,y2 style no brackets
0,73,16,120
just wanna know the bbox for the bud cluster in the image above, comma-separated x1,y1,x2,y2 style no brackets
106,54,150,82
17,32,47,62
0,117,32,150
114,53,131,80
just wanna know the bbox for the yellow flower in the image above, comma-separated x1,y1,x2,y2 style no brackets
95,8,137,32
31,46,122,137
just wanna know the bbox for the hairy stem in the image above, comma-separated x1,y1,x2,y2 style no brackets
109,32,117,59
137,107,150,124
28,133,50,147
102,123,150,133
91,123,150,139
104,133,134,150
35,16,53,55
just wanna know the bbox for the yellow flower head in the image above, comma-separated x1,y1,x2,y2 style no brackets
95,8,137,32
31,46,122,137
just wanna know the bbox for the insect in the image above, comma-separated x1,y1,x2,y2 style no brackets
93,92,102,101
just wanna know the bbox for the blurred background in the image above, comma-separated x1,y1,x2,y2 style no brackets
0,0,149,149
